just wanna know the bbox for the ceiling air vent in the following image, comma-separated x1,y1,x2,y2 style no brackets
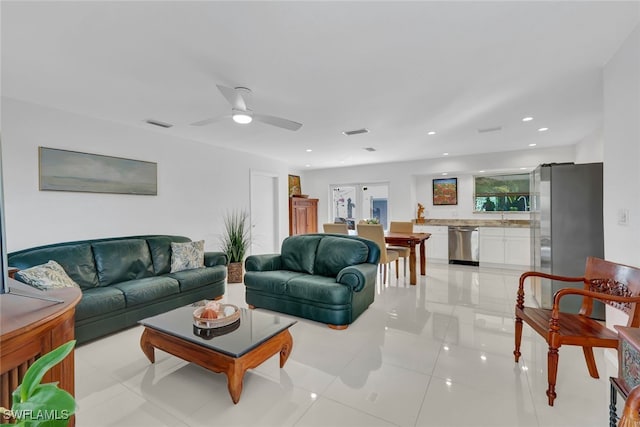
363,147,376,152
342,128,369,136
145,119,173,128
478,126,502,134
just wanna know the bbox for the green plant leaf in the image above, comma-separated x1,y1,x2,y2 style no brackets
19,341,75,402
220,209,250,263
11,383,75,426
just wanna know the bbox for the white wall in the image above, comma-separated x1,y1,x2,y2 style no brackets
602,25,640,328
303,146,576,224
574,128,604,164
603,24,640,266
1,98,291,252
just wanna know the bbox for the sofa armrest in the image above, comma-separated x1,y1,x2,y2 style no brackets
245,254,282,272
336,264,378,292
204,252,228,267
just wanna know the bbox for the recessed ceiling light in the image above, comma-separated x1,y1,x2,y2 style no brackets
520,167,527,170
305,164,311,168
306,149,312,152
522,117,533,122
479,170,485,173
538,127,549,132
443,152,449,156
442,172,448,176
428,131,437,135
528,143,537,147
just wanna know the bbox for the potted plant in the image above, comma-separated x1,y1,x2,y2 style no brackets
1,340,76,426
220,209,250,283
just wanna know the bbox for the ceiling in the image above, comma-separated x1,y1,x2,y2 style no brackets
2,1,639,170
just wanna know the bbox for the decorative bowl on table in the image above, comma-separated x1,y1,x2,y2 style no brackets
193,318,241,339
192,302,240,329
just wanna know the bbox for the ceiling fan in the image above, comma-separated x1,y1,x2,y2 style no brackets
190,84,302,131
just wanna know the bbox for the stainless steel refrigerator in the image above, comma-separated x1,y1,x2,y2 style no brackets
530,162,604,319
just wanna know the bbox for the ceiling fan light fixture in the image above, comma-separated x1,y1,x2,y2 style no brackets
232,109,253,124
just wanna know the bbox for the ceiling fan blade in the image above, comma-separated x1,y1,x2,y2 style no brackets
190,117,219,126
216,84,247,111
253,113,302,131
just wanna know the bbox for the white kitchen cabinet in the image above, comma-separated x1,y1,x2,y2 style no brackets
479,227,505,265
504,228,531,267
479,227,531,269
415,225,448,262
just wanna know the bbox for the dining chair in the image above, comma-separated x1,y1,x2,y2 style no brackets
356,223,399,284
322,223,349,234
388,221,413,276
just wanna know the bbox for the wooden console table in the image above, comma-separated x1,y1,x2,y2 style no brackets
609,325,640,427
0,279,81,425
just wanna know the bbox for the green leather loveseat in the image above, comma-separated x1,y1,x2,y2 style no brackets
244,234,380,329
8,235,227,344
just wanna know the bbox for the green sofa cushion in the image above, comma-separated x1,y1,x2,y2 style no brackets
76,287,126,321
92,239,154,286
8,243,99,290
112,276,180,307
280,235,322,274
314,236,369,277
285,275,352,305
244,270,307,295
146,236,190,274
167,266,227,292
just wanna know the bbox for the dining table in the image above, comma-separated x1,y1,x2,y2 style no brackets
384,232,431,285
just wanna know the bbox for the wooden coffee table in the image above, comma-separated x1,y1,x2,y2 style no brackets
139,305,296,404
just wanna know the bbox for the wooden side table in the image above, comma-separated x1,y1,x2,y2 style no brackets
0,279,81,425
610,326,640,426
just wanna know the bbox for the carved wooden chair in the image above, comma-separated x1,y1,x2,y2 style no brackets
514,256,640,406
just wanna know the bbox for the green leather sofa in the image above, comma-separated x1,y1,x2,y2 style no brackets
244,234,380,329
8,235,227,344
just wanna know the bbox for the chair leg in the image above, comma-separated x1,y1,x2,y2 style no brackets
547,346,560,406
383,263,388,284
404,257,407,276
582,346,600,378
395,260,399,278
514,316,523,362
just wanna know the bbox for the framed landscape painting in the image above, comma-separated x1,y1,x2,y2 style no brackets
39,147,157,195
433,178,458,205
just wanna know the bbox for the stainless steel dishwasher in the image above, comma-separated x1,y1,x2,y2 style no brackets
448,226,479,266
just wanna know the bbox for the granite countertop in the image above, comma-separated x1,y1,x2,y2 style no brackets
415,218,531,228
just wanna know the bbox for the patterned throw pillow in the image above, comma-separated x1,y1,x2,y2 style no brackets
15,260,80,290
170,240,205,273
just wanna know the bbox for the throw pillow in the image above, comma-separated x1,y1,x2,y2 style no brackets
170,240,205,273
15,260,80,290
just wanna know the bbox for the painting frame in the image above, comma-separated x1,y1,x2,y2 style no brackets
288,174,301,197
433,177,458,205
39,147,158,195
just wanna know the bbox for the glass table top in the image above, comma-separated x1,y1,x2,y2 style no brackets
139,305,296,358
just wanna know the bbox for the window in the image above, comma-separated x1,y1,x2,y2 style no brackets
474,173,530,212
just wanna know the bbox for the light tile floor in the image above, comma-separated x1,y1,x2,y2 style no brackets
75,263,619,426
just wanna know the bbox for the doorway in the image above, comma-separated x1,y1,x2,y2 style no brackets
250,171,279,255
329,182,390,229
